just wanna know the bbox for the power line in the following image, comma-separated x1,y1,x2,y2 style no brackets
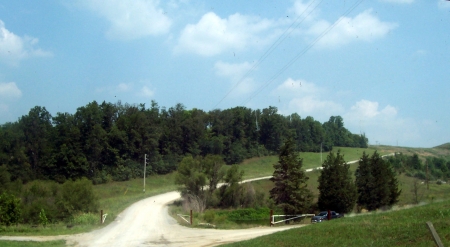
213,0,323,109
242,0,365,106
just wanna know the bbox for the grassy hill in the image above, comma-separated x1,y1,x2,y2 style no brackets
221,199,450,247
435,143,450,150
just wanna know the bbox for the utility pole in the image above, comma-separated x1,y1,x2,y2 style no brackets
144,154,147,192
426,160,429,190
320,142,323,165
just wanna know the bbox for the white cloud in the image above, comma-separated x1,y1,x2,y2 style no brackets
0,20,52,65
273,78,344,120
116,83,131,92
0,82,21,118
380,0,414,4
139,86,155,97
309,9,398,49
214,61,256,96
0,82,22,100
78,0,172,40
175,12,275,56
349,99,398,119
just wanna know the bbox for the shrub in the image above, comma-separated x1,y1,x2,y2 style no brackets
58,178,99,217
21,181,60,224
71,212,98,225
39,208,48,227
0,192,21,226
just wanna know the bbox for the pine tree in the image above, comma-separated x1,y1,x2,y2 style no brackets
355,151,401,211
355,152,374,210
270,139,313,215
318,151,357,213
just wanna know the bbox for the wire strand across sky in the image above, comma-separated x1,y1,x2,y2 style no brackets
242,0,364,106
213,0,324,109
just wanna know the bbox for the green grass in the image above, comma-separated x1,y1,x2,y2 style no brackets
0,240,65,247
221,199,450,247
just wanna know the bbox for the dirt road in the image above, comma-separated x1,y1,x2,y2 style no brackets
0,191,303,247
0,155,394,246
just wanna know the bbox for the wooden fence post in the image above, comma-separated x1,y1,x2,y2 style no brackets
190,210,193,225
270,209,273,227
100,210,103,224
426,221,444,247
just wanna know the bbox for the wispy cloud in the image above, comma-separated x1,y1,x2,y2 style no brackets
175,12,275,56
214,61,256,96
308,9,398,49
0,20,52,66
77,0,172,40
0,82,22,100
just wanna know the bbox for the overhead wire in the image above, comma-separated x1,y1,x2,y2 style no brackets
241,0,365,106
213,0,323,109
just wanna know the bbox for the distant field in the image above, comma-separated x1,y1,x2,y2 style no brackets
221,199,450,247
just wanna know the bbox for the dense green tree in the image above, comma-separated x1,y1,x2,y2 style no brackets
0,192,21,226
175,156,206,198
218,164,244,208
270,139,313,215
318,151,357,213
202,155,226,193
19,106,54,179
0,100,367,185
58,178,98,217
355,151,401,211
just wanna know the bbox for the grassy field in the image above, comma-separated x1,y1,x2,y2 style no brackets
221,199,450,247
0,240,65,247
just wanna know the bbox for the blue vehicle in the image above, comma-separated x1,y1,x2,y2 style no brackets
311,211,343,223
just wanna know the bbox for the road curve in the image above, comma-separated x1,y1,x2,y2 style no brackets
0,154,395,246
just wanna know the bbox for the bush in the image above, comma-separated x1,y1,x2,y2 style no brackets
70,212,98,225
21,181,60,224
58,178,98,217
0,192,21,226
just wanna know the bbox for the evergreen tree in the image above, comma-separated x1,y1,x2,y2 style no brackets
317,151,357,213
355,152,374,209
270,139,313,215
355,151,401,211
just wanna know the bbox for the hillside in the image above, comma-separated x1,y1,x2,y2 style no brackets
435,143,450,150
221,199,450,247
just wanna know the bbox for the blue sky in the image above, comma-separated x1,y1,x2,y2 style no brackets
0,0,449,148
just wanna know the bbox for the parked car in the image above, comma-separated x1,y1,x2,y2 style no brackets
311,211,343,223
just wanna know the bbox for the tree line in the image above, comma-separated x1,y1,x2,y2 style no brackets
387,153,450,181
0,100,367,184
